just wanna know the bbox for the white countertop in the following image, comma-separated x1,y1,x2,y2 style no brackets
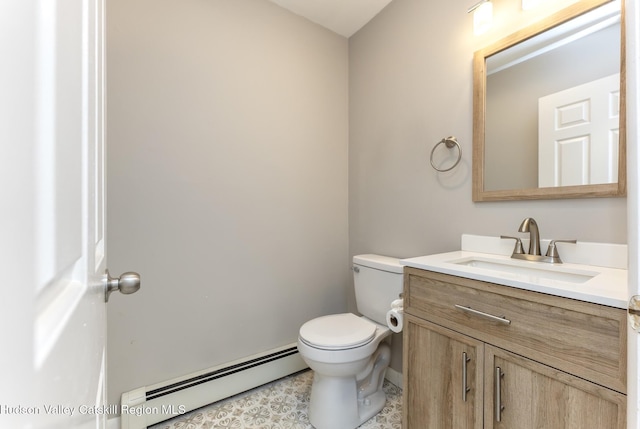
400,235,628,309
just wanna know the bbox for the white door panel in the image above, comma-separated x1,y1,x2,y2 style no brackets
627,0,640,427
554,135,590,186
539,73,620,187
1,1,109,428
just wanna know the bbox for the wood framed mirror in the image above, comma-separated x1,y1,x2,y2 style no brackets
472,0,626,201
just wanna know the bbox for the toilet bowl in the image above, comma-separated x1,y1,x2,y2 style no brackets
297,255,403,429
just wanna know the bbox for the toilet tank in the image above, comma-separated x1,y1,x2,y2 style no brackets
353,254,404,325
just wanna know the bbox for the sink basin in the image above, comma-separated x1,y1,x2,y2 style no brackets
449,256,599,284
399,235,628,308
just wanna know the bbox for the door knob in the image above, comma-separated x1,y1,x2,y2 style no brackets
104,269,141,302
629,295,640,331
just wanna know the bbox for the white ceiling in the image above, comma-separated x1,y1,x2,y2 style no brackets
268,0,394,38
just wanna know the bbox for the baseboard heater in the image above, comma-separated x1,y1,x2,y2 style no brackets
120,343,307,429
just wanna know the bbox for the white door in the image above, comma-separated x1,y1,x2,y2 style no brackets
627,0,640,427
538,73,620,187
0,1,137,428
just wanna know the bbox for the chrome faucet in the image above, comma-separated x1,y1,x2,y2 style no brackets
518,217,541,256
501,217,576,264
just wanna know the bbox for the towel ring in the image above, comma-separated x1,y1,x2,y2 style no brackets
430,136,462,172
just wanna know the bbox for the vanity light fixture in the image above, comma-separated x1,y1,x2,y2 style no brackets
468,0,493,35
521,0,548,10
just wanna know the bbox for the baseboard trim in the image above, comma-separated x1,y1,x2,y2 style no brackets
120,344,306,429
385,367,403,389
107,416,120,429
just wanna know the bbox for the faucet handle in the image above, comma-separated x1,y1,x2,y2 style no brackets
500,235,525,255
545,239,577,262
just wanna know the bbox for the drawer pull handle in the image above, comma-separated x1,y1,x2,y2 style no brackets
462,352,471,402
454,304,511,325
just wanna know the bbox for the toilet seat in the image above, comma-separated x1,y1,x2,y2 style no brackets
299,313,376,350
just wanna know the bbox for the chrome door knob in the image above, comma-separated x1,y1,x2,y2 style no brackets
105,269,141,302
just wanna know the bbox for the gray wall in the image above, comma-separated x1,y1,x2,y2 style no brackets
106,0,349,407
348,0,627,370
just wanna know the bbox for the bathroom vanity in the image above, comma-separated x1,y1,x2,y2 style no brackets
400,235,628,428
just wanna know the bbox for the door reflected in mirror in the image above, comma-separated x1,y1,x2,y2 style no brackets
473,0,626,201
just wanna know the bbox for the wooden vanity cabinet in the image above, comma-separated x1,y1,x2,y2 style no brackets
403,267,627,429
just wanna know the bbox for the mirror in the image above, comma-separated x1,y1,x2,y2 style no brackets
472,0,626,201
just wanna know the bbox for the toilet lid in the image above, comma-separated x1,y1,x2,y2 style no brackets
299,313,376,350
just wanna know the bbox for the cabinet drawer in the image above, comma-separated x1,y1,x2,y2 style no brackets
404,267,626,393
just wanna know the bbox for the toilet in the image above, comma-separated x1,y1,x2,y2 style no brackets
297,254,403,429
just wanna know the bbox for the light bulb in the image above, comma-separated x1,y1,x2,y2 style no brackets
473,1,493,35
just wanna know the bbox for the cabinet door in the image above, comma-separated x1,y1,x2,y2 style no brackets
404,315,483,429
485,345,626,429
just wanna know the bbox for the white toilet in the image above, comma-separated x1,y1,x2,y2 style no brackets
297,254,403,429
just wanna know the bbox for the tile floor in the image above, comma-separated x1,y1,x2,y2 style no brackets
150,370,402,429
